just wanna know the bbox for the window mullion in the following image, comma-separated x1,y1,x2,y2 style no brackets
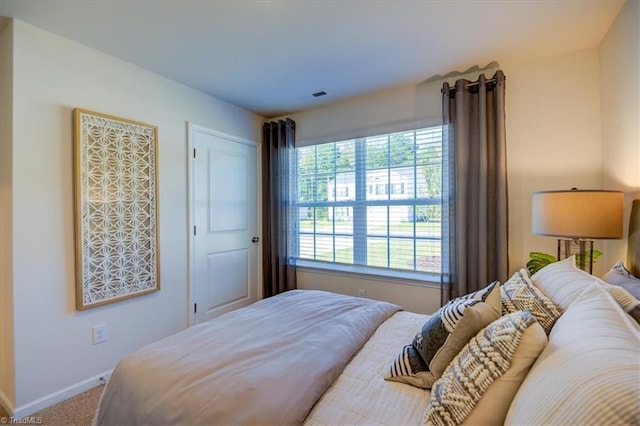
332,144,336,262
413,129,417,271
386,134,391,268
353,139,367,265
313,146,318,260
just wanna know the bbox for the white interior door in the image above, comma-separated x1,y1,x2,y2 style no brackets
189,124,259,324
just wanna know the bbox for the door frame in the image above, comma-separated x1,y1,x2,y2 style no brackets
187,123,262,326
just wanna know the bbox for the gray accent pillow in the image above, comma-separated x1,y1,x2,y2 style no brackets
384,281,501,388
602,261,640,300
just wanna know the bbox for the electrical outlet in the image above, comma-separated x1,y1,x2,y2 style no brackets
357,288,366,297
92,324,107,345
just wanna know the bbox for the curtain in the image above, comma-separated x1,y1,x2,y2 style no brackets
262,118,297,297
441,71,509,303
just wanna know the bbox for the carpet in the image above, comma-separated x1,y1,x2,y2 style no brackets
0,385,104,426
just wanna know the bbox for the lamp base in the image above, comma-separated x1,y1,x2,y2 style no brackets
557,239,594,274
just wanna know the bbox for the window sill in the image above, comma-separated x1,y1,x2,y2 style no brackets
295,259,441,289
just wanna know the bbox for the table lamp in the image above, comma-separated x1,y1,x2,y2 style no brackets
531,189,624,273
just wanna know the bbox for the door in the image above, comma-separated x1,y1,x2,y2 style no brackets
189,124,259,324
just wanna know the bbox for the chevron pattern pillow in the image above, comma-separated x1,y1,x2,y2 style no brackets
385,281,501,388
424,311,542,425
501,269,562,334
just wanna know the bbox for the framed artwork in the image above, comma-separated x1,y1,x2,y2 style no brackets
73,108,160,310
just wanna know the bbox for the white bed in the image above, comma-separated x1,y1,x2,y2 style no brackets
304,311,429,426
94,290,430,425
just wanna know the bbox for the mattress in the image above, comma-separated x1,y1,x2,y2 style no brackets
304,311,430,425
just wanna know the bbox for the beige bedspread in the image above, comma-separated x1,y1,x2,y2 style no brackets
305,311,430,425
95,290,400,425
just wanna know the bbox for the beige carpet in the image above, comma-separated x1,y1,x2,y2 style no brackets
0,385,104,426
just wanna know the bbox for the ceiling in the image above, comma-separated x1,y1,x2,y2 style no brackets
0,0,624,118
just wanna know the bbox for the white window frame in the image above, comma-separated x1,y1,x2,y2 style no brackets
294,120,443,283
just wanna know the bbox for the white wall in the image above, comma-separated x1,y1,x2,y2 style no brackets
600,0,640,268
294,67,503,145
291,48,607,306
0,19,15,409
298,269,442,315
505,48,605,275
5,20,262,415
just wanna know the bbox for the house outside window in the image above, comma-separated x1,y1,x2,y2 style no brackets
391,183,404,195
295,126,443,277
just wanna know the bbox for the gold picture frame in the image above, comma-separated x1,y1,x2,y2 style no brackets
73,108,160,310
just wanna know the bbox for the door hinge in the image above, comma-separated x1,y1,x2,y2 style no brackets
194,303,197,314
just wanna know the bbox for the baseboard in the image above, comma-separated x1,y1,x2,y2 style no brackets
11,370,112,418
0,387,16,417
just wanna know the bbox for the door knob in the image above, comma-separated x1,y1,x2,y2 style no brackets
251,236,260,243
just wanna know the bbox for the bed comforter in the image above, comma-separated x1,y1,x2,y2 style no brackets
95,290,401,425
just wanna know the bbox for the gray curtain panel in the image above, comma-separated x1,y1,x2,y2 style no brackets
441,71,509,303
628,199,640,277
262,119,297,297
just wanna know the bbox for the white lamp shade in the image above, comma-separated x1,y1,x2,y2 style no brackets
531,190,624,239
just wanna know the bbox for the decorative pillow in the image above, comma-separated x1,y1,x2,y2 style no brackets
602,261,640,300
385,281,501,389
532,256,640,322
530,256,588,309
505,283,640,425
423,311,547,425
602,281,640,323
501,269,562,334
387,344,431,388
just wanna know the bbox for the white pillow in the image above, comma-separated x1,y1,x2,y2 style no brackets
530,256,592,309
531,256,640,322
505,282,640,425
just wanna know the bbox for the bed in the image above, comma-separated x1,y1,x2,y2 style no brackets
95,290,430,425
95,204,640,425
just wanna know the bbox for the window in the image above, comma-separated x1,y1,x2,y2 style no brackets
391,183,404,195
295,126,443,276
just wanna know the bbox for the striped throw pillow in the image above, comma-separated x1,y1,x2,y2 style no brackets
385,281,501,388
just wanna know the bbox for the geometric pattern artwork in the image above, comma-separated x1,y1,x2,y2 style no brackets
73,108,160,309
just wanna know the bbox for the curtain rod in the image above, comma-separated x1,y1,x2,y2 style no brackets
442,77,502,93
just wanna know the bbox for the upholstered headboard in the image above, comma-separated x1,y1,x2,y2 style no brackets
628,199,640,278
